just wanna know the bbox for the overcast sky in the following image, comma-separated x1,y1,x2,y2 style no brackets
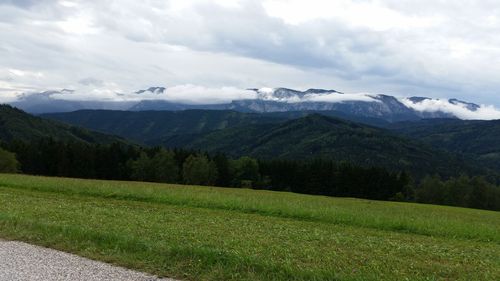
1,0,500,105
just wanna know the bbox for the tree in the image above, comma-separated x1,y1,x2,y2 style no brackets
129,152,155,182
230,156,260,187
468,176,490,210
0,148,18,173
213,154,231,187
151,149,179,183
129,149,179,183
182,154,218,186
415,175,447,205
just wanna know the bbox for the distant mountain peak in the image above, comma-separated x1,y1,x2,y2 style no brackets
304,88,341,94
135,87,166,95
448,99,480,111
406,96,480,112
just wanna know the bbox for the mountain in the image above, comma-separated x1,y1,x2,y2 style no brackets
134,86,166,95
129,87,480,123
226,93,426,122
158,114,470,178
43,108,470,177
9,87,492,123
388,118,500,170
42,109,286,144
129,100,229,111
42,108,497,178
42,108,397,143
44,108,500,176
0,105,126,144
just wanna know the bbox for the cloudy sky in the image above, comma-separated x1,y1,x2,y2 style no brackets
1,0,500,105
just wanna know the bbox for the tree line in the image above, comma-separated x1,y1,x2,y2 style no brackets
412,175,500,211
0,138,499,211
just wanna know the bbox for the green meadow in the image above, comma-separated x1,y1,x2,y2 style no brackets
0,174,498,280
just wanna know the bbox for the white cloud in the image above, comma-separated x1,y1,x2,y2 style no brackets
262,0,443,31
3,68,43,79
129,85,257,104
401,98,500,120
58,15,98,35
49,82,124,101
305,93,378,103
44,84,257,104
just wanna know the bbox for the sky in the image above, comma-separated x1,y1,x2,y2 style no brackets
1,0,500,106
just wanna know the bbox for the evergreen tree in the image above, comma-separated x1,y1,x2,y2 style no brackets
468,177,489,210
213,153,231,187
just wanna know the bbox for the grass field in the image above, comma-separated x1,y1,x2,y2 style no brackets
0,174,499,280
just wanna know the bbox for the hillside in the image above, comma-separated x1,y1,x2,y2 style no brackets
0,174,498,281
0,105,126,144
42,109,392,140
163,114,470,177
41,109,478,178
42,109,285,144
389,118,500,169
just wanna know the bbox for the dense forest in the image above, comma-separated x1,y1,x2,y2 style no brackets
1,138,499,211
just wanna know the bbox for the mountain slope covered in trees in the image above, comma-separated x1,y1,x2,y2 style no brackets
41,109,500,171
160,114,471,178
0,105,126,144
42,109,395,142
42,109,286,144
41,109,488,178
388,118,500,169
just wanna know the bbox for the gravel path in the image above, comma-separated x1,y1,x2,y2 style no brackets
0,240,177,281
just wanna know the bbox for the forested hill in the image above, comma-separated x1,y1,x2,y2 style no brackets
0,105,126,144
388,118,500,169
41,108,482,178
41,109,500,173
42,109,286,143
163,114,472,178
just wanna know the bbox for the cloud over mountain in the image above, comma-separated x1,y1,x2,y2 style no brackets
401,97,500,120
8,85,500,120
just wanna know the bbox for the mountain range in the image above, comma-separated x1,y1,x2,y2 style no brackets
9,87,495,123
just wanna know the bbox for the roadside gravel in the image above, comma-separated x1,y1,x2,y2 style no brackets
0,240,177,281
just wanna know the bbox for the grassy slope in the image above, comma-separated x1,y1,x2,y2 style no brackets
0,174,498,281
